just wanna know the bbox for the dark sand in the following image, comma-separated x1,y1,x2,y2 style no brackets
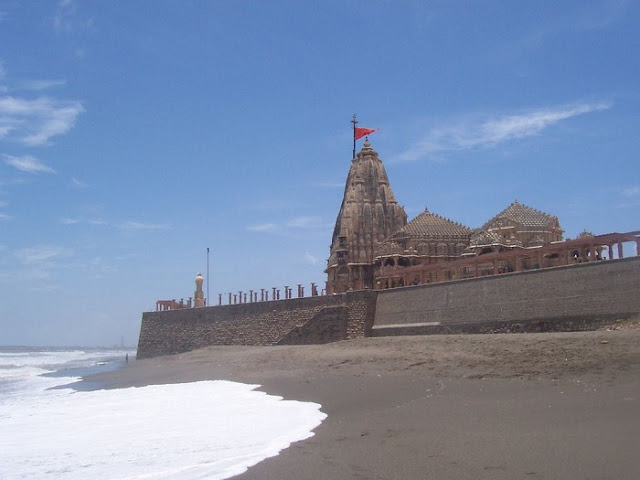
88,324,640,479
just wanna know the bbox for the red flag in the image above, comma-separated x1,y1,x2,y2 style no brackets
354,127,378,140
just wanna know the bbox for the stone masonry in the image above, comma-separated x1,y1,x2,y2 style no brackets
138,257,639,358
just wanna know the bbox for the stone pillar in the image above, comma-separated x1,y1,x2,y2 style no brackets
297,284,303,297
218,294,222,306
272,287,277,300
618,242,624,259
249,290,254,303
284,286,290,299
194,272,205,307
311,283,318,296
228,292,232,305
261,289,265,301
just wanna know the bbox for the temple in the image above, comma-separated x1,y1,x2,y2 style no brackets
154,137,638,310
327,139,640,292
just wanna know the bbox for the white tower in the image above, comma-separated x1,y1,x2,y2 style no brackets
194,272,205,307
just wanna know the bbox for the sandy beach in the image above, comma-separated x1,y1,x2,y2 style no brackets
88,323,640,479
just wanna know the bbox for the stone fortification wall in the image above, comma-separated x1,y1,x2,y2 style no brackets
137,292,378,358
137,259,640,358
373,257,640,336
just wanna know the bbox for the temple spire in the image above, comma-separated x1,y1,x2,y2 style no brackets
327,139,407,294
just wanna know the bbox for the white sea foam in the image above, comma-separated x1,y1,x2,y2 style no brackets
0,350,326,480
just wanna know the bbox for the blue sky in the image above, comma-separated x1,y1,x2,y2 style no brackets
1,1,638,346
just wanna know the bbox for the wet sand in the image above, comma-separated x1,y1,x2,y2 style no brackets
88,324,640,479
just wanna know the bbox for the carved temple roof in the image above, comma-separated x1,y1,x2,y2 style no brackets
482,200,559,230
391,208,472,239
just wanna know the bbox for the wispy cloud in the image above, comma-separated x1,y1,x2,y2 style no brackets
15,245,72,265
393,102,612,163
285,216,330,229
247,216,332,235
60,217,169,230
311,180,345,188
118,221,172,230
18,79,67,91
0,212,11,220
622,186,639,197
303,251,321,266
4,154,56,173
246,223,278,233
53,0,94,34
0,95,84,145
70,177,89,188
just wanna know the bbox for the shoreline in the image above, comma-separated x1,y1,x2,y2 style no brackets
87,328,640,479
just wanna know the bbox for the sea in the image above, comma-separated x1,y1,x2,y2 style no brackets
0,347,326,480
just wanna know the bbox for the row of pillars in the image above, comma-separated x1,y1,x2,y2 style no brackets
216,283,327,306
379,238,640,289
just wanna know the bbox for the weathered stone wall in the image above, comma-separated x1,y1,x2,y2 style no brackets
346,290,378,338
137,295,343,358
137,292,380,358
373,258,640,335
137,258,640,358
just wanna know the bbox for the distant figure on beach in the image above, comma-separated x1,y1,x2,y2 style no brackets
125,353,129,363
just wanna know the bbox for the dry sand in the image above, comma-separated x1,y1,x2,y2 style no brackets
88,323,640,479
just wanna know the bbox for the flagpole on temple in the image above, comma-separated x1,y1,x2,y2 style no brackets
351,114,358,159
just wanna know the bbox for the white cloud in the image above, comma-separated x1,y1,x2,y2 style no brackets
118,221,171,230
286,216,328,229
247,216,333,236
0,95,84,145
0,125,12,137
393,102,612,163
18,79,67,91
53,0,95,35
71,177,89,188
0,212,11,220
4,154,56,174
15,245,72,265
312,180,345,188
303,251,321,266
622,186,640,197
246,223,278,233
